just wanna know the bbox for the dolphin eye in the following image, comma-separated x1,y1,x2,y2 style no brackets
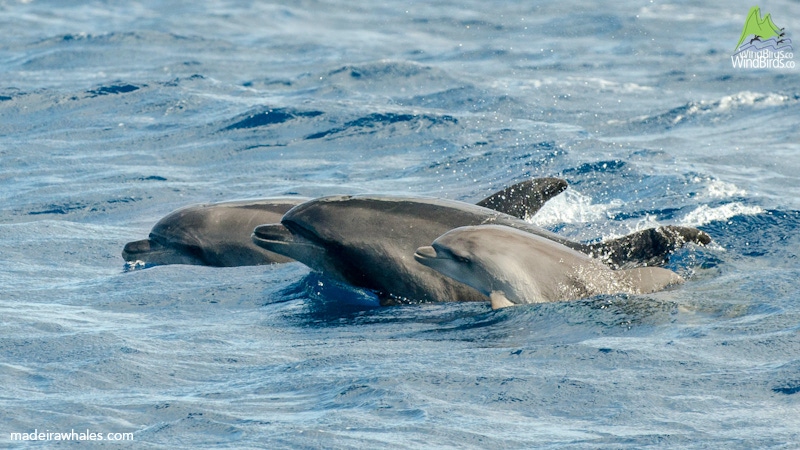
454,255,471,264
441,248,470,265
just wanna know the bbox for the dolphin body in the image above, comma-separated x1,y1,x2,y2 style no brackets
252,194,709,304
123,178,568,268
414,225,684,309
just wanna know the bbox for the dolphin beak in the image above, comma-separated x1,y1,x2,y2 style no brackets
251,223,336,273
413,245,438,264
252,224,295,248
252,223,327,265
121,237,204,266
122,238,156,259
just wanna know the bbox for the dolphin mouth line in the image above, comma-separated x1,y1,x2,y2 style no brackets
413,245,439,263
252,222,327,254
252,223,296,247
121,238,153,259
252,239,286,250
251,235,289,245
252,233,294,247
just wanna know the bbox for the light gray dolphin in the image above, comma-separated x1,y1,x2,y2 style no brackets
252,195,708,304
414,225,684,309
123,177,568,268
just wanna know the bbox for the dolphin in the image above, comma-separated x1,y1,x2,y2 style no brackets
122,177,568,268
252,195,708,304
122,198,306,267
414,225,684,309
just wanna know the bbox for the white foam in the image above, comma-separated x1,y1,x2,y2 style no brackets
575,77,654,94
513,77,653,94
680,202,763,227
529,189,622,226
704,179,747,198
688,177,747,199
673,92,791,124
688,91,792,117
620,91,795,126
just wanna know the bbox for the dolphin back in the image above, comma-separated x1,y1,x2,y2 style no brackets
615,266,684,294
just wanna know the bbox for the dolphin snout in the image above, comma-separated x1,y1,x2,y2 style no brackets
122,238,154,257
413,245,438,263
252,224,295,246
252,223,325,265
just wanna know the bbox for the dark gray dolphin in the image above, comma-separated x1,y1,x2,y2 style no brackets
252,195,709,304
414,225,684,309
123,177,569,268
122,198,306,267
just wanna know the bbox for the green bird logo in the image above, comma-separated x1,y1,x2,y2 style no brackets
735,6,785,51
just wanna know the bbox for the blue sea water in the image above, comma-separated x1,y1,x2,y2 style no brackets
1,0,799,448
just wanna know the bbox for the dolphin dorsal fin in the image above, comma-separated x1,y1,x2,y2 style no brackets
477,178,568,219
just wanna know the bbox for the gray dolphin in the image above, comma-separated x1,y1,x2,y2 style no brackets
123,177,568,268
123,198,306,267
252,195,708,304
414,225,684,309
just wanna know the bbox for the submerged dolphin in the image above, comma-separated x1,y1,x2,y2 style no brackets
414,225,683,309
123,177,568,268
252,195,708,304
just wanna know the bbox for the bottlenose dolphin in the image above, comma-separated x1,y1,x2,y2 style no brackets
123,177,568,268
414,225,684,309
252,195,708,304
122,198,305,267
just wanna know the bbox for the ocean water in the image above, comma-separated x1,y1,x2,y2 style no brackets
2,0,799,448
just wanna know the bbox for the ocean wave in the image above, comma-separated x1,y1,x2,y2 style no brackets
399,86,527,114
289,60,460,99
222,107,324,131
610,91,798,129
325,60,451,84
515,76,654,94
305,112,458,140
680,202,764,227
